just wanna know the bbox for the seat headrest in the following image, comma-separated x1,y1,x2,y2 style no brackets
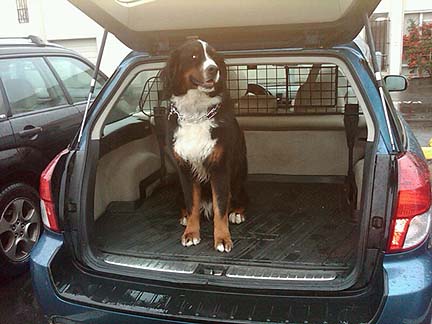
3,78,38,112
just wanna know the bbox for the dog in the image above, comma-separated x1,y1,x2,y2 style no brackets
161,39,248,253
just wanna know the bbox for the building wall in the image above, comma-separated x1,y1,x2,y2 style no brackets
0,0,130,75
1,0,432,76
375,0,432,75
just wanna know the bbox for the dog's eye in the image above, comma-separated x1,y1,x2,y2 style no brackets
192,55,197,59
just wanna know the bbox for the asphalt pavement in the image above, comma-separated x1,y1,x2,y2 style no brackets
0,78,431,324
392,77,432,148
0,273,45,323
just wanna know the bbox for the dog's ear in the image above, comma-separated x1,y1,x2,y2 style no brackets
161,48,180,100
214,52,227,91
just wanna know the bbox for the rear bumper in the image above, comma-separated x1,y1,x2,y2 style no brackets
31,231,432,324
376,244,432,323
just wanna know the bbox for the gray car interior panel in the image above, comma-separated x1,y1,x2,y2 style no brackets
94,114,366,219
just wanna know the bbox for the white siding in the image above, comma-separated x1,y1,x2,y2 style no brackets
51,38,98,64
0,0,130,75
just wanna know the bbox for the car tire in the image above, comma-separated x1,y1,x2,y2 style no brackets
0,183,42,278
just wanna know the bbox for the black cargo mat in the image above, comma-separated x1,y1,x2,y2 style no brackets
94,181,358,269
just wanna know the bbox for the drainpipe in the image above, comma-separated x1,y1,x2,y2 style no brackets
77,29,108,143
388,0,405,75
37,0,47,42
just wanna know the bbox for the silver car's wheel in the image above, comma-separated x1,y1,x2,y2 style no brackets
0,183,41,277
0,197,41,262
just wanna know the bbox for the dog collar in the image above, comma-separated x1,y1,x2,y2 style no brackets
168,102,221,122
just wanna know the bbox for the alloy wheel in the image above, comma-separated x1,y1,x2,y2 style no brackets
0,198,41,262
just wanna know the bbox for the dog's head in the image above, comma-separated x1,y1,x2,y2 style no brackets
161,39,226,98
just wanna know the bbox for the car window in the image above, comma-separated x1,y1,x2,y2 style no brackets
0,57,67,115
47,56,103,103
104,69,159,126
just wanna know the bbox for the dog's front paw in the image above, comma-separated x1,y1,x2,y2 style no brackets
181,230,201,247
214,235,233,253
229,212,245,224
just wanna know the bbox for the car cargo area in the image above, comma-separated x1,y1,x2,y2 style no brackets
88,58,373,287
95,179,357,273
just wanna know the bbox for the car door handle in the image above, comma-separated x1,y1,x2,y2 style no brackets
18,126,43,138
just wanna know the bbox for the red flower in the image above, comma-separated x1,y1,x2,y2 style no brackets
403,20,432,77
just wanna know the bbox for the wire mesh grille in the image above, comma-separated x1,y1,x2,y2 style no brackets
226,63,358,115
137,63,359,117
139,76,163,116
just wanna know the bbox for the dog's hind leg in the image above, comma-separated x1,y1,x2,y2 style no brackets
229,131,248,225
229,185,248,224
229,187,247,224
229,156,248,225
181,181,202,247
176,187,188,226
179,208,188,226
176,164,201,246
211,168,233,253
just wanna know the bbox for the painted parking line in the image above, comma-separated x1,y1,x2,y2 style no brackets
422,138,432,160
423,147,432,160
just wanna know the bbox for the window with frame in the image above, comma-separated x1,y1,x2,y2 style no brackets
404,11,432,34
402,11,432,76
16,0,29,24
104,69,160,126
47,56,104,103
0,57,67,115
370,13,390,71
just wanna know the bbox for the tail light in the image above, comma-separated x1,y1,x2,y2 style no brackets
40,149,69,232
387,152,431,253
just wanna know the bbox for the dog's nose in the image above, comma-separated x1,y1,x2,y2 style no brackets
205,65,219,78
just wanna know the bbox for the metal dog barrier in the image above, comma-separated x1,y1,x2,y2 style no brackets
138,63,359,117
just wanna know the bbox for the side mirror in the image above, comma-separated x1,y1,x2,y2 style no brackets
384,75,408,92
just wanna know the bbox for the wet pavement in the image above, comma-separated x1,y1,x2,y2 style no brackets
0,78,431,324
392,77,432,148
0,274,45,323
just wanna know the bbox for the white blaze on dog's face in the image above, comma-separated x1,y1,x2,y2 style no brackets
197,40,220,91
163,39,225,96
184,40,220,93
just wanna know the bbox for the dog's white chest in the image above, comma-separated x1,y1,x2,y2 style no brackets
171,90,221,182
173,119,216,181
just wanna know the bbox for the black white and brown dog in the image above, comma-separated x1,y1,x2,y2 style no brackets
161,39,248,253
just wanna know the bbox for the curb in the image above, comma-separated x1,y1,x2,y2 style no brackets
422,138,432,160
423,147,432,160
